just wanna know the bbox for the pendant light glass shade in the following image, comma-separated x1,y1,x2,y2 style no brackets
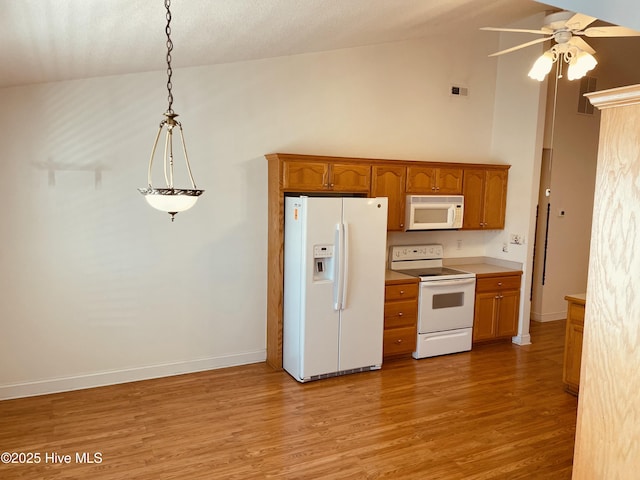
139,0,204,221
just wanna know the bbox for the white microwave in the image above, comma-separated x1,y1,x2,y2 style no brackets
405,195,464,231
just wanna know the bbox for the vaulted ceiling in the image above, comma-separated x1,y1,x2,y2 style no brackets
1,0,555,88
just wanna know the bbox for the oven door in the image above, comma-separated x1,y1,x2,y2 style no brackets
418,277,476,333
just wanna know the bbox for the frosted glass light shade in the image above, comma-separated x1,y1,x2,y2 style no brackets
528,51,554,81
567,51,597,81
138,187,204,219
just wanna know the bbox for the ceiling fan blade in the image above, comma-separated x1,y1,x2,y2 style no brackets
565,12,598,30
568,37,596,55
488,36,552,57
583,26,640,37
480,27,549,35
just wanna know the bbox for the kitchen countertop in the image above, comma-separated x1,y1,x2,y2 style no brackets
385,270,419,283
451,263,523,277
444,256,523,277
565,293,586,304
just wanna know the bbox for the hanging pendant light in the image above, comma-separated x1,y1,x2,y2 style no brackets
139,0,204,221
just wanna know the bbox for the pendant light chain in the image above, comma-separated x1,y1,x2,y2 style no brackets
165,0,174,114
138,0,204,221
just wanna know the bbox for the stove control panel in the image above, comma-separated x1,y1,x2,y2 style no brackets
390,244,443,261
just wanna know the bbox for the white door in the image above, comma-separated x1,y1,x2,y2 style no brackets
338,197,388,371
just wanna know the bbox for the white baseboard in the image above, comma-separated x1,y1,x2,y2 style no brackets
512,333,532,346
530,311,566,322
0,350,266,401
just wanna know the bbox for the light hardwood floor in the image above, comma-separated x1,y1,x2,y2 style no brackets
0,320,577,479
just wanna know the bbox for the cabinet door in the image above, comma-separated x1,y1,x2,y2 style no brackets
473,292,498,342
496,290,520,338
462,169,485,229
282,161,329,191
406,166,436,193
371,165,406,231
436,167,463,194
483,169,508,229
563,302,585,393
331,163,371,192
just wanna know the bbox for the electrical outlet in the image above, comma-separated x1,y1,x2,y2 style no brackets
456,239,462,250
510,234,525,245
502,243,508,253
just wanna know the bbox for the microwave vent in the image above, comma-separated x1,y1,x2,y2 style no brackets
409,195,463,203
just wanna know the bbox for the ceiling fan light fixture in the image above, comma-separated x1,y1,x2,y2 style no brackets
528,51,555,81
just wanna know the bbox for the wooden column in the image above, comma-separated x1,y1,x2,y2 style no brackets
573,85,640,476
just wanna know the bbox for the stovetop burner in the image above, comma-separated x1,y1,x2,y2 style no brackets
388,244,475,281
395,267,470,278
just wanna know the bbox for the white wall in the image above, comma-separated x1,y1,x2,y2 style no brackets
530,37,640,322
487,14,548,344
0,29,544,398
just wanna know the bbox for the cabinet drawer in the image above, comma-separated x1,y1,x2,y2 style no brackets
385,283,418,301
384,301,417,328
476,275,521,292
383,327,416,357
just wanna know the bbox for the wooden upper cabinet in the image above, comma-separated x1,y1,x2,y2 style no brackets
406,166,463,194
282,160,370,192
462,167,508,230
330,163,371,192
483,169,508,229
282,160,329,191
371,165,406,231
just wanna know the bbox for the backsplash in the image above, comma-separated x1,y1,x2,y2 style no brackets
387,230,487,260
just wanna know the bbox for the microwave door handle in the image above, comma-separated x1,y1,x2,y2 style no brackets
421,278,476,287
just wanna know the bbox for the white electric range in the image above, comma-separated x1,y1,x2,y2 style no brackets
389,244,476,358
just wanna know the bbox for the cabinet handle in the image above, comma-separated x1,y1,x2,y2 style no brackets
431,186,436,191
400,223,404,227
395,339,403,344
498,282,502,286
399,290,405,294
495,295,500,299
435,186,440,191
398,312,403,317
330,183,334,187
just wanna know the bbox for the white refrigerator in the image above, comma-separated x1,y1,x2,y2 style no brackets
283,196,388,382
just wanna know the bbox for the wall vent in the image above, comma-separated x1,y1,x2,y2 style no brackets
578,76,597,115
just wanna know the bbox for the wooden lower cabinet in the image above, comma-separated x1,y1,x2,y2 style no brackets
563,294,586,395
383,279,418,358
472,272,522,343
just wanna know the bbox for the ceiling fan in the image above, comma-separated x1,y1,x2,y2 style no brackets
481,11,640,80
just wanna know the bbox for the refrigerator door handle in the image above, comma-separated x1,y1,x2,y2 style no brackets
333,223,345,310
342,222,350,310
